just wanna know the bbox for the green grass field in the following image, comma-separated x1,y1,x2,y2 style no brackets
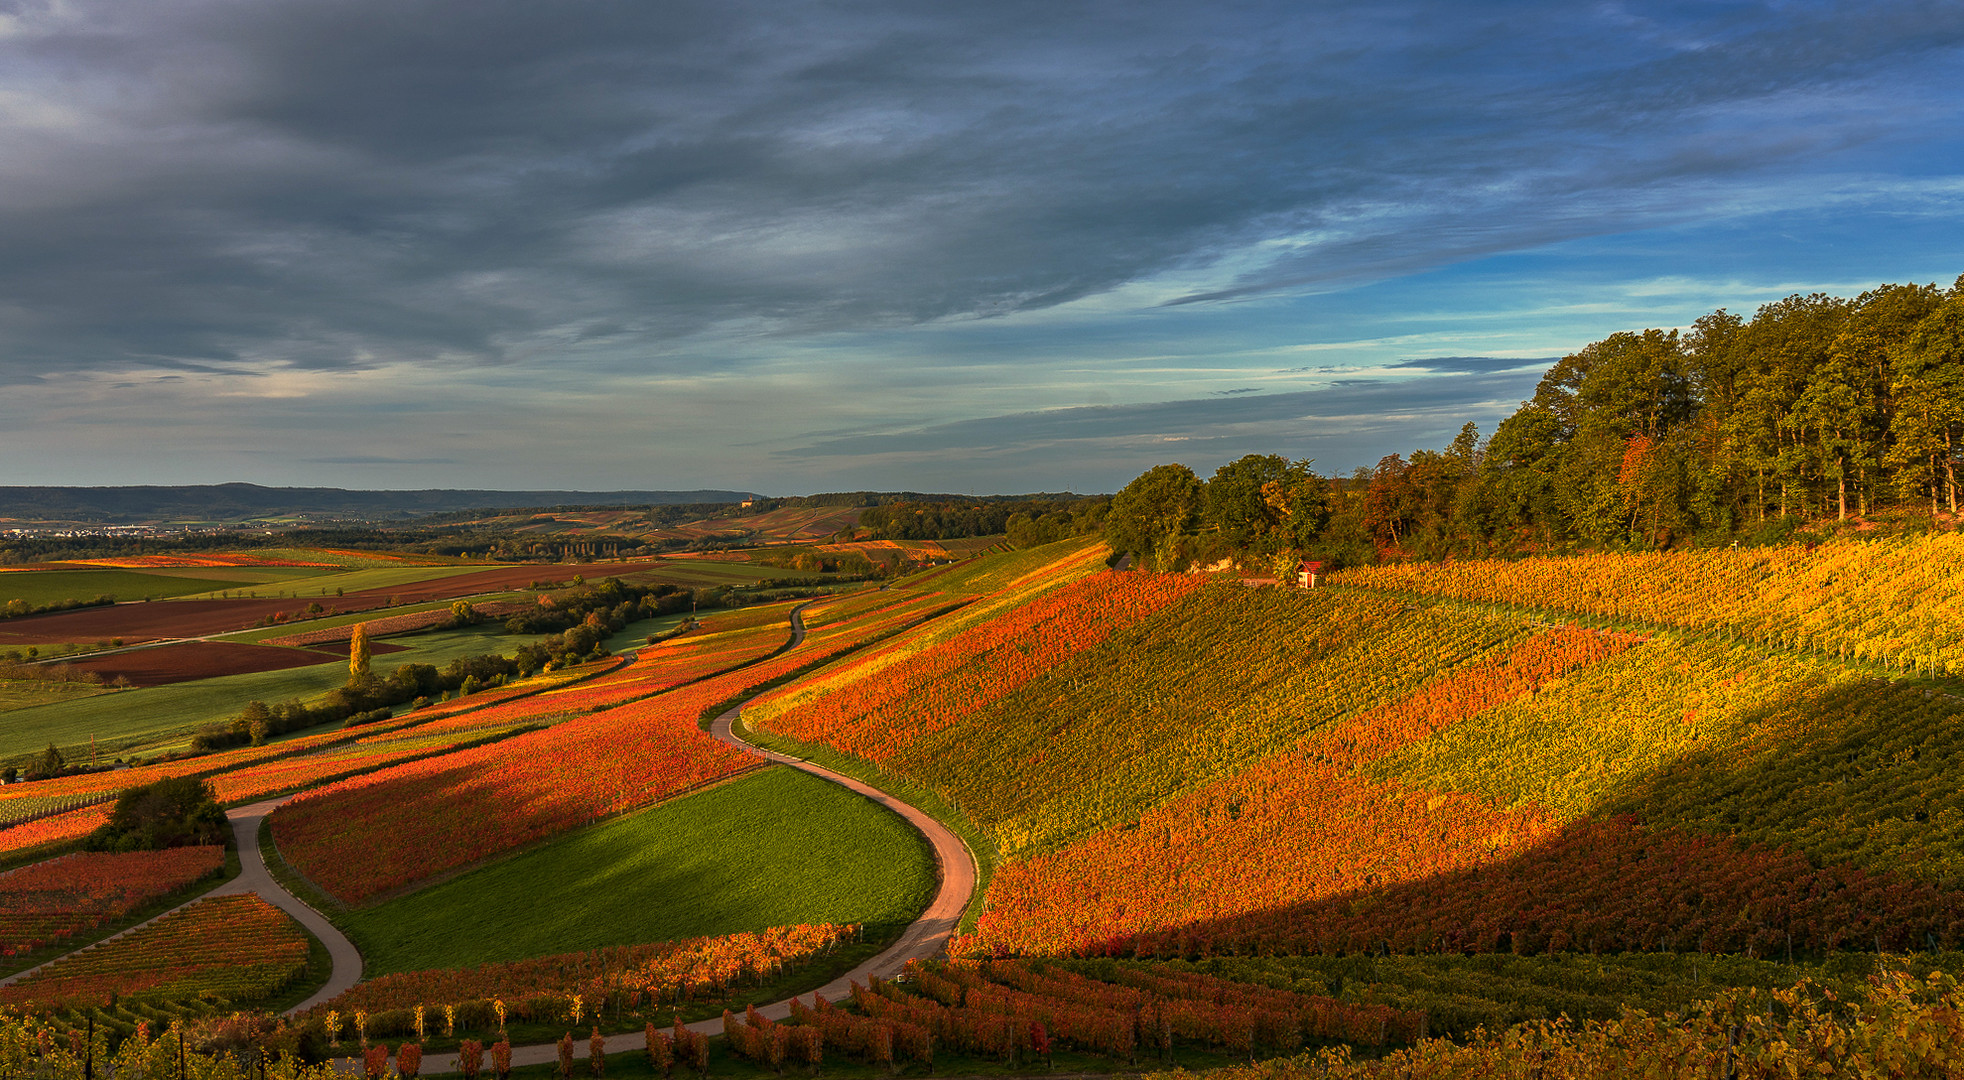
623,561,815,587
0,679,113,715
0,569,240,607
0,623,564,763
600,612,694,653
336,766,936,975
170,563,497,601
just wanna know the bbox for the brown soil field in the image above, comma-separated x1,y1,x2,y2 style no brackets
0,561,657,646
0,599,382,646
63,642,347,687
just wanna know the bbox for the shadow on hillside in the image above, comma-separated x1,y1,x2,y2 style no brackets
1081,678,1964,961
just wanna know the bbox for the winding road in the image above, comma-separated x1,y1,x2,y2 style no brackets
7,604,978,1074
414,605,977,1072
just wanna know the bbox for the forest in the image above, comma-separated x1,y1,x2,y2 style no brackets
1105,275,1964,569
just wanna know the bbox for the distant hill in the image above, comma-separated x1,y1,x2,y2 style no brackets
0,484,761,524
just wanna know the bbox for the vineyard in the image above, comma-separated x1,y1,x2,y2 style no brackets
270,584,961,905
1334,533,1964,675
0,847,225,957
719,958,1424,1072
0,894,310,1010
315,924,858,1038
7,535,1964,1075
1204,968,1964,1080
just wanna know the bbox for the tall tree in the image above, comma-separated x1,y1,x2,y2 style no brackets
348,621,373,687
1888,295,1964,517
1107,464,1204,571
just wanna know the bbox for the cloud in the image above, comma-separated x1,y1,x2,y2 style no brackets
303,455,462,466
1386,356,1558,374
779,370,1541,460
0,0,1955,388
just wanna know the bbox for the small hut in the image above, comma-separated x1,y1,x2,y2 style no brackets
1296,559,1324,588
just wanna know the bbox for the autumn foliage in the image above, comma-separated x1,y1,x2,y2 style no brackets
0,846,224,957
0,894,309,1009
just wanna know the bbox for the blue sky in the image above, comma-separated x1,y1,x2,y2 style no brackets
0,0,1959,495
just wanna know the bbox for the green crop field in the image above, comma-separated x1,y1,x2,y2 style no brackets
335,765,936,975
0,623,569,763
170,563,498,601
622,561,815,587
0,679,113,715
0,569,240,607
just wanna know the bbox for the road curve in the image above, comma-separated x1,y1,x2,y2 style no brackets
416,604,979,1073
218,797,367,1013
0,796,365,1014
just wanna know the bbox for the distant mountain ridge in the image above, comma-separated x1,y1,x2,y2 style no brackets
0,484,761,523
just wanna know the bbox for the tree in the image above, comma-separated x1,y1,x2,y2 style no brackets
1106,464,1203,571
90,776,228,851
348,621,373,687
33,742,64,779
1202,454,1322,558
1888,296,1964,516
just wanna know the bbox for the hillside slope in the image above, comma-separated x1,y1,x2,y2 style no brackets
751,541,1964,970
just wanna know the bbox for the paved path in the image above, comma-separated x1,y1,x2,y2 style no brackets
0,796,365,1012
412,605,979,1074
217,797,366,1013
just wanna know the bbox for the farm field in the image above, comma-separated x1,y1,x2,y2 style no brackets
334,767,935,975
1333,533,1964,677
0,893,312,1010
268,583,960,905
0,622,543,762
60,641,345,687
0,568,239,607
0,558,678,647
0,847,226,962
10,531,1964,1075
0,680,109,714
166,563,500,601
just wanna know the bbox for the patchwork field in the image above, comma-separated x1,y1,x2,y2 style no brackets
6,530,1964,1077
0,622,537,762
0,569,240,607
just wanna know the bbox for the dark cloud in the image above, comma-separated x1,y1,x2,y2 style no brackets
0,0,1957,381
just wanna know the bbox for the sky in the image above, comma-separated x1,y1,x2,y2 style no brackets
0,0,1960,496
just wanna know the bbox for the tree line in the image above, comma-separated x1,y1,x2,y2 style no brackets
859,498,1108,544
1106,274,1964,569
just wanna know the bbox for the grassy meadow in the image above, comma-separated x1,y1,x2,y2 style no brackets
334,766,936,975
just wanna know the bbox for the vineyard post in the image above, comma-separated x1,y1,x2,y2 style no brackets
83,1017,91,1080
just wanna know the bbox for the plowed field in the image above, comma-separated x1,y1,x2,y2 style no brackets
62,642,341,687
0,560,666,646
